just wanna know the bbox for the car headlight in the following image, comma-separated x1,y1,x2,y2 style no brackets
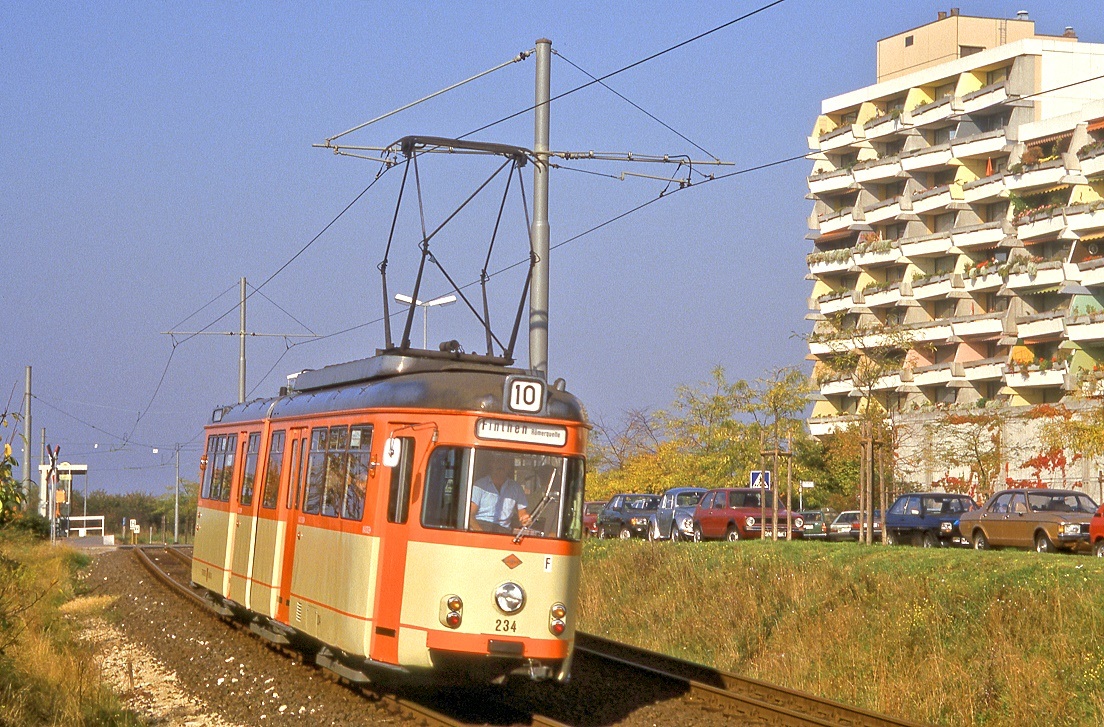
630,517,647,526
745,516,756,527
494,582,525,614
941,521,953,532
794,517,804,529
1061,523,1081,536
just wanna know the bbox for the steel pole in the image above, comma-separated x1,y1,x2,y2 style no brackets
22,366,31,510
174,445,180,544
529,38,551,378
239,277,247,403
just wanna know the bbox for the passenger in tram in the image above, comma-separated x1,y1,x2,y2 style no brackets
470,455,532,533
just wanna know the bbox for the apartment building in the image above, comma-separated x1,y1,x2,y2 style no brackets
806,9,1104,440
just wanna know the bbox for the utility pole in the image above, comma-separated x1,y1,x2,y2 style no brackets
174,445,180,544
239,277,247,403
529,38,551,379
22,366,31,511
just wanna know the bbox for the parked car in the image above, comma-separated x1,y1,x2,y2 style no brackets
692,488,803,541
653,487,708,541
582,501,604,537
1089,504,1104,557
797,510,832,539
884,492,977,547
826,510,882,542
597,493,661,540
958,488,1097,553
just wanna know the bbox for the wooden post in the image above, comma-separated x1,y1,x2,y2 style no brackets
786,432,793,541
759,431,766,540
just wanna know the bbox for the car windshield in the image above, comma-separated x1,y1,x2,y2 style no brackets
1026,492,1097,514
626,495,659,511
674,492,704,507
421,446,586,539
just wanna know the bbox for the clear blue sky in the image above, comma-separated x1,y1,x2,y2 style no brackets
3,2,1100,495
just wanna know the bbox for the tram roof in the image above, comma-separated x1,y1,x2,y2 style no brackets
209,352,586,426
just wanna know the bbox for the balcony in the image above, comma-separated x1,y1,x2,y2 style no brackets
911,273,955,301
872,372,903,391
960,81,1011,115
952,221,1005,251
963,173,1007,204
909,317,954,344
901,232,953,258
1064,203,1104,238
1079,258,1104,288
819,123,864,152
820,377,855,396
951,129,1007,160
1082,148,1104,179
913,184,953,215
1016,207,1067,243
1067,311,1104,343
964,268,1003,292
853,240,901,267
951,311,1005,339
808,415,855,437
901,142,953,173
909,97,955,127
808,168,856,196
862,282,902,308
1004,366,1066,388
865,196,903,225
818,290,855,315
818,208,854,235
1005,158,1067,194
853,156,904,184
807,249,853,275
863,112,908,141
913,362,953,387
1016,310,1067,342
1005,260,1065,291
963,356,1006,381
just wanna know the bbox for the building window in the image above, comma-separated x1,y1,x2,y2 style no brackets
905,35,914,47
960,45,984,58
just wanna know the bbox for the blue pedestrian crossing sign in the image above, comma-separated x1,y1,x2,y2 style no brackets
749,470,771,489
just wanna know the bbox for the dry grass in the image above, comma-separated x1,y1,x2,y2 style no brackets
579,539,1104,726
0,532,139,726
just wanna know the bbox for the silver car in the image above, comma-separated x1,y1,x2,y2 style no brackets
652,487,708,541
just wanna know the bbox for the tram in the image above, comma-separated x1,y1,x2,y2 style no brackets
191,350,587,684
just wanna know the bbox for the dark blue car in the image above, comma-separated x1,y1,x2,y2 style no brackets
884,492,977,547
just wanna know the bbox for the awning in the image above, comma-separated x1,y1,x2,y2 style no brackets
1089,119,1104,133
1027,129,1073,146
812,229,853,244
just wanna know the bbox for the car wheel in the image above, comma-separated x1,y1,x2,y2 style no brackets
1094,540,1104,558
618,526,632,540
922,532,939,549
693,524,703,543
973,531,989,550
885,530,898,546
726,525,740,542
646,524,657,542
1035,531,1055,554
670,526,680,543
597,526,606,540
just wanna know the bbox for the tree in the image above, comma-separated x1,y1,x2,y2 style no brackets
0,443,24,527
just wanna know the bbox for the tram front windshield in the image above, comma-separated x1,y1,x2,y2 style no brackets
422,447,585,540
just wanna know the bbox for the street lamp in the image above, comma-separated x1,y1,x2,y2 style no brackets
395,293,457,349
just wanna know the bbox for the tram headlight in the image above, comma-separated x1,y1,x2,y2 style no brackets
550,602,568,636
550,602,566,620
494,582,526,614
550,619,566,636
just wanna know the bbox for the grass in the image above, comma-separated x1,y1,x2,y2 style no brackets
0,531,140,726
579,539,1104,726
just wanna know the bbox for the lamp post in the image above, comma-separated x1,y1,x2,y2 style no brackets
394,293,457,349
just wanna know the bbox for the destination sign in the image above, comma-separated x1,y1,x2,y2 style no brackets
475,418,566,447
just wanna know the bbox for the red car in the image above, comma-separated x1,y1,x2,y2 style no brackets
692,488,803,541
1088,503,1104,557
582,501,604,537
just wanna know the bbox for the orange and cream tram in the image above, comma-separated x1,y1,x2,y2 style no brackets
191,351,587,684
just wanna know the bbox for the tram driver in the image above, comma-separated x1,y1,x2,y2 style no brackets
470,454,532,533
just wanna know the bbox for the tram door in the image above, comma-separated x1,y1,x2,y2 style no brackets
220,433,248,597
276,430,308,625
249,429,288,619
229,432,262,607
370,433,417,664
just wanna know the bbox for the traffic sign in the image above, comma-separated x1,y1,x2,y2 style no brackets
749,470,771,489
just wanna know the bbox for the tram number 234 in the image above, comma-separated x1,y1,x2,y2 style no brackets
507,377,544,414
495,618,518,633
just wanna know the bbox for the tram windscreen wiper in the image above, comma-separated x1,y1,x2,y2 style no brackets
514,470,558,544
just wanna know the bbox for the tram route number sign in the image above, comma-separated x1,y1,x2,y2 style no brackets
505,376,546,415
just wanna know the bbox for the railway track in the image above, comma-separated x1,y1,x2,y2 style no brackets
129,546,568,727
131,546,924,727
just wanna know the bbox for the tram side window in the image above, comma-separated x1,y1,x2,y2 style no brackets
287,438,302,510
386,437,415,524
240,432,261,506
321,426,349,518
220,434,237,503
423,447,471,529
342,426,373,521
261,431,285,510
303,428,328,515
201,436,218,500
